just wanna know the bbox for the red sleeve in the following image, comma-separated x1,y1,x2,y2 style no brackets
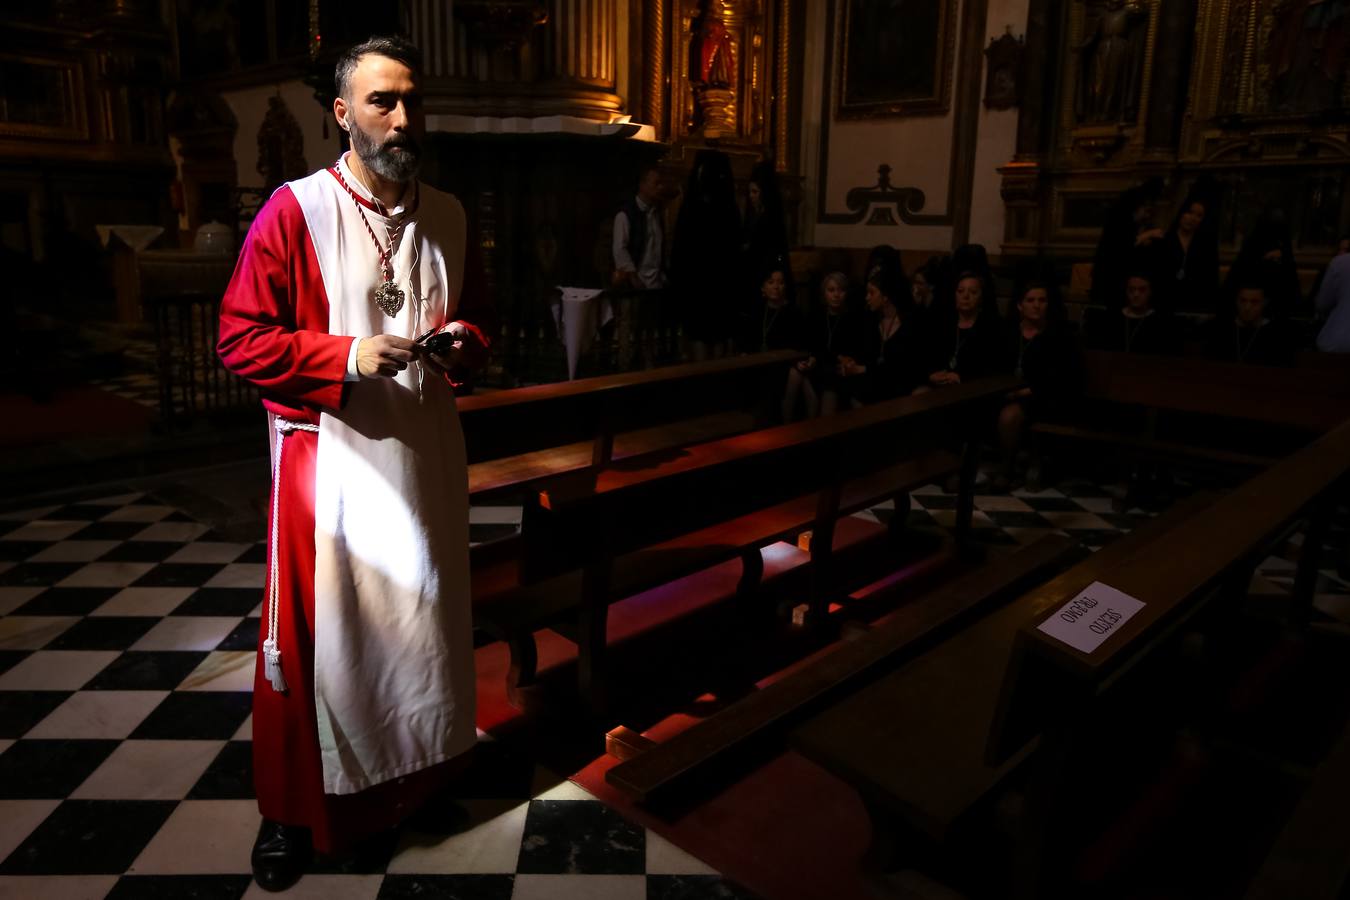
445,228,497,392
216,186,353,412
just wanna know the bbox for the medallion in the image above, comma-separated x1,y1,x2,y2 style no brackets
375,280,406,317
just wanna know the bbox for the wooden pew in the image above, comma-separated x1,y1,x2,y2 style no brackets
459,350,804,502
473,376,1020,709
604,533,1082,801
792,417,1350,891
1245,719,1350,900
790,491,1214,845
1030,350,1350,471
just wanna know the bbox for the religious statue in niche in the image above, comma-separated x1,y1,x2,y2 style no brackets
1075,0,1149,124
690,0,739,138
1269,0,1350,113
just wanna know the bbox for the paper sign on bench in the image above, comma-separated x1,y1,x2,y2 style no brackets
1037,581,1145,654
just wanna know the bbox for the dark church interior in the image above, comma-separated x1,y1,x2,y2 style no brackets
4,0,1350,898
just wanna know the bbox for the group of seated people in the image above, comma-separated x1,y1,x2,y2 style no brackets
737,233,1337,492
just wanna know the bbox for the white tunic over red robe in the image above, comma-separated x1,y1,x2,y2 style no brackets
218,155,494,852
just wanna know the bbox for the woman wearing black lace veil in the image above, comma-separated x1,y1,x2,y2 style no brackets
670,149,742,360
1148,187,1220,313
740,158,791,302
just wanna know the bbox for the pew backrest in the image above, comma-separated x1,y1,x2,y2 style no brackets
988,416,1350,763
458,350,805,465
1078,351,1350,431
518,376,1020,581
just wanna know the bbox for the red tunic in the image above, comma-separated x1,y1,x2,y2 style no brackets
218,179,494,853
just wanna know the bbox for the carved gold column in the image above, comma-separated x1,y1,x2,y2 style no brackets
774,0,789,170
644,0,666,133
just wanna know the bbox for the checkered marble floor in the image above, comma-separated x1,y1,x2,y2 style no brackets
85,330,161,412
0,494,744,899
87,372,161,411
1,482,1347,900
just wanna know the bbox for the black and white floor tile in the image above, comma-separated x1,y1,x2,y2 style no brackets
0,492,751,900
87,372,162,411
1,482,1346,899
84,329,162,412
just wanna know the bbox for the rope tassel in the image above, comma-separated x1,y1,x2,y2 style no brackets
263,636,288,693
263,417,319,695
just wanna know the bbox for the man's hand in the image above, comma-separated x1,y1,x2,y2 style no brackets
420,323,468,375
837,355,865,377
357,334,418,378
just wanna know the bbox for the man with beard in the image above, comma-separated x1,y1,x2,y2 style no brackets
217,35,495,892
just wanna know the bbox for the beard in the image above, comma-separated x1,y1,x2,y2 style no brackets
349,122,422,184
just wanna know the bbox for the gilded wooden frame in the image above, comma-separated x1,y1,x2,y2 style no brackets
834,0,957,118
0,54,88,142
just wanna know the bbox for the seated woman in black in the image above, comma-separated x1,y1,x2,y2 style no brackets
1084,271,1180,355
837,270,921,405
925,271,1007,389
783,271,863,419
1203,281,1301,366
995,280,1082,490
745,262,806,424
747,264,805,352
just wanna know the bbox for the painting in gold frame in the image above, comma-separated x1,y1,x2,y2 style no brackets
0,56,87,142
835,0,956,118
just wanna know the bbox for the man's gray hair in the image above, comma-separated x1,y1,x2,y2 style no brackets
334,35,423,100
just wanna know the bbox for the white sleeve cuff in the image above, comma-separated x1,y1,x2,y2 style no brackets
345,337,363,382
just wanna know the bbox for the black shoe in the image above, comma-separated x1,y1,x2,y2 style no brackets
251,818,311,893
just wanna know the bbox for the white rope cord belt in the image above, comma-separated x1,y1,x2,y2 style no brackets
264,417,320,693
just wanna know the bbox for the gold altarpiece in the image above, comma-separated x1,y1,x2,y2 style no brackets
402,0,803,381
649,0,801,224
1002,0,1350,262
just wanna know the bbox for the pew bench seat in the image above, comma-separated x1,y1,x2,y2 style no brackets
471,449,964,706
791,492,1217,843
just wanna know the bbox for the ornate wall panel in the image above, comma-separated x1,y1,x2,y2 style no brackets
0,5,177,316
407,0,623,121
1002,0,1350,263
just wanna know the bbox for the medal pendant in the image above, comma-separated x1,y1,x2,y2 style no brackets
375,280,405,317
